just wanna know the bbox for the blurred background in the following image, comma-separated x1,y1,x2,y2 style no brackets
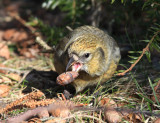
0,0,159,55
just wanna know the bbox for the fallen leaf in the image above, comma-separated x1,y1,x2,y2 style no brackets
0,41,10,59
45,118,66,123
0,84,10,97
5,1,23,13
6,73,21,81
3,29,28,42
28,118,41,123
100,97,117,108
3,29,16,41
0,30,4,41
104,108,122,123
134,113,142,122
0,64,7,73
117,102,127,107
1,75,11,83
120,110,142,122
154,118,160,123
125,113,142,123
0,79,3,83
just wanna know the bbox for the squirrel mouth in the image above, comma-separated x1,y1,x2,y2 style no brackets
72,62,82,72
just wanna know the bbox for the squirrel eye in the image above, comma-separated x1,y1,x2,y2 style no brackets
84,53,90,58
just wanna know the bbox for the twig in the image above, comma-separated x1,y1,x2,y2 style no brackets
153,2,160,6
0,67,28,74
36,37,53,50
18,70,30,84
71,114,106,123
8,12,53,51
117,30,160,76
41,113,106,123
8,13,37,34
99,110,102,123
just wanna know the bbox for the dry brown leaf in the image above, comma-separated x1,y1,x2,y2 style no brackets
3,29,39,58
0,30,4,41
104,108,122,123
6,73,21,81
0,41,10,59
3,29,28,42
0,84,10,97
0,78,3,83
100,97,117,108
127,113,140,123
15,31,28,42
21,47,39,58
154,118,160,123
120,111,142,123
134,113,142,121
45,118,66,123
3,29,16,41
0,64,7,74
5,1,23,13
1,75,12,83
28,118,42,123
